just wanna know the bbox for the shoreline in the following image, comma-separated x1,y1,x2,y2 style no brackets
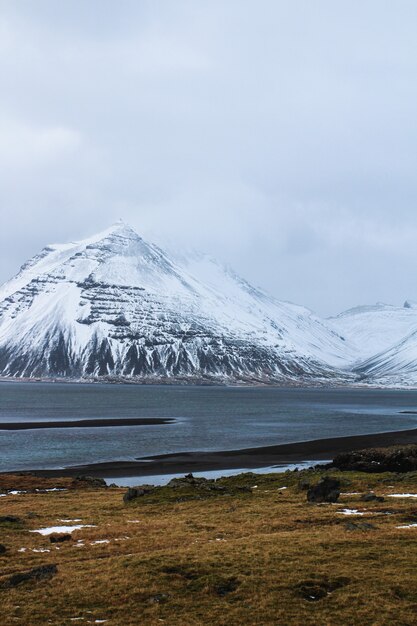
21,425,417,479
1,377,416,391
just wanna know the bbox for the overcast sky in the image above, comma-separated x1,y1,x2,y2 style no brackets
0,1,416,316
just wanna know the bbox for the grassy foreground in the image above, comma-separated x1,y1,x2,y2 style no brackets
1,469,417,625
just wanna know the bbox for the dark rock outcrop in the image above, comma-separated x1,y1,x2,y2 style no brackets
332,445,417,473
123,473,252,503
75,475,108,488
307,477,341,503
123,485,155,503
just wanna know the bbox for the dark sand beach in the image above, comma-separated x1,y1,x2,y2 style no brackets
0,417,175,430
26,425,417,479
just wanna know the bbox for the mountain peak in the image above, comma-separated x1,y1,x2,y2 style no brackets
109,219,137,234
99,220,141,241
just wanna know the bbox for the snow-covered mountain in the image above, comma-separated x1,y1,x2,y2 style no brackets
0,222,354,383
354,327,417,386
330,302,417,386
329,302,417,363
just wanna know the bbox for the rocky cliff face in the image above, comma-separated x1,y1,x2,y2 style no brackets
0,222,353,383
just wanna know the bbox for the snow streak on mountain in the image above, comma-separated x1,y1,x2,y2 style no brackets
0,222,354,384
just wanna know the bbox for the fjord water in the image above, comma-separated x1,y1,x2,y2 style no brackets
1,382,417,474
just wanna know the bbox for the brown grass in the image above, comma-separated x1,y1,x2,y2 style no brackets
1,469,417,625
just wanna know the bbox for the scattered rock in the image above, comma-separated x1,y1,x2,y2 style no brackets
49,534,72,543
361,493,385,502
307,478,341,503
0,544,7,555
123,474,251,503
298,479,311,491
0,564,58,589
167,474,225,491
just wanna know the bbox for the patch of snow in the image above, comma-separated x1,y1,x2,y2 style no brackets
32,548,50,553
338,509,365,516
396,523,417,529
30,524,96,535
90,540,110,545
386,493,417,498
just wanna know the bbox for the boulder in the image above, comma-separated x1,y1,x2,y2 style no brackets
49,534,72,543
361,493,385,502
307,477,341,503
123,485,155,503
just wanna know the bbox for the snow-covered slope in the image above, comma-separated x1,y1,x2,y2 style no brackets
354,327,417,386
329,303,417,364
329,302,417,386
0,222,353,383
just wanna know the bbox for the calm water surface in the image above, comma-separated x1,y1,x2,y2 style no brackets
1,382,417,473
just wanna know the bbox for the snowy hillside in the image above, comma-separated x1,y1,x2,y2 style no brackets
0,222,353,383
329,303,417,364
354,327,417,386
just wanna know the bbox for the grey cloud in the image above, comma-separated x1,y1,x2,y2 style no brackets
0,0,416,315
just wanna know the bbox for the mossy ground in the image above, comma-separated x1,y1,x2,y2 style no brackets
1,469,417,625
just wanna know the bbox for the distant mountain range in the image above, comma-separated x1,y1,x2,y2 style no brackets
0,222,416,386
